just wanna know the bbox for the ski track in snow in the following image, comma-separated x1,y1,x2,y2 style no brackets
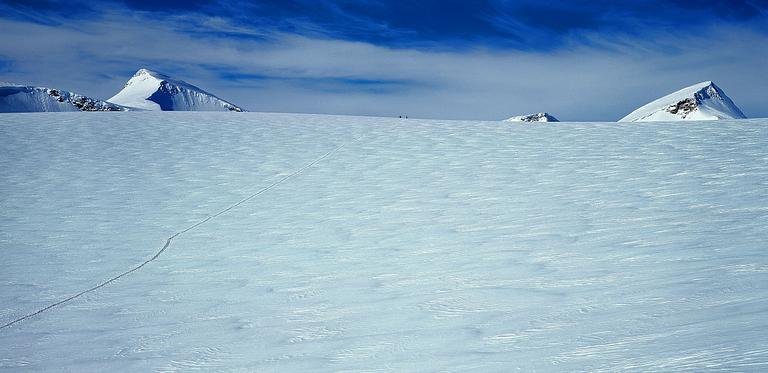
1,112,768,371
0,133,354,330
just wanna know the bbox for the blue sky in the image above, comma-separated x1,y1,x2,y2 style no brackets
1,0,766,120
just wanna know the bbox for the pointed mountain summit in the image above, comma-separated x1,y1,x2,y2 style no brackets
504,112,559,122
108,69,244,112
0,83,127,113
620,81,746,122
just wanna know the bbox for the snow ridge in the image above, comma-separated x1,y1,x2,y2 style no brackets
108,69,244,112
620,81,746,122
0,84,127,113
504,112,559,122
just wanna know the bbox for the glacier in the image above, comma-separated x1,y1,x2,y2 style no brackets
1,112,767,371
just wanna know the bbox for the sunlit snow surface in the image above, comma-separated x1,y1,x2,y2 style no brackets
1,112,768,372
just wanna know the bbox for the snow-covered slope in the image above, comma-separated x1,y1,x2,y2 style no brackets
0,83,126,113
504,112,559,122
108,69,244,112
620,81,746,122
2,113,768,371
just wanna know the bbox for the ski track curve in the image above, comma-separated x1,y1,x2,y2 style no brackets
0,137,358,330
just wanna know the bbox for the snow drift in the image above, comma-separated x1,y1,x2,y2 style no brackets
504,112,559,122
108,69,244,112
620,81,746,122
0,83,126,113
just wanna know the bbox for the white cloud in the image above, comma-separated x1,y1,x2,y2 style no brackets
0,14,766,120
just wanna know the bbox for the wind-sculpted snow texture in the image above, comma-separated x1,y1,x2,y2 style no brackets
1,112,768,371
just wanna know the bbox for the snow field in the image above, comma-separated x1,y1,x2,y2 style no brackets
1,113,768,371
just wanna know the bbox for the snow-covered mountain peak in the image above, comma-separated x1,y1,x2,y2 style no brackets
1,83,128,113
109,68,244,112
129,68,175,83
135,68,158,77
504,112,559,122
619,81,746,122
